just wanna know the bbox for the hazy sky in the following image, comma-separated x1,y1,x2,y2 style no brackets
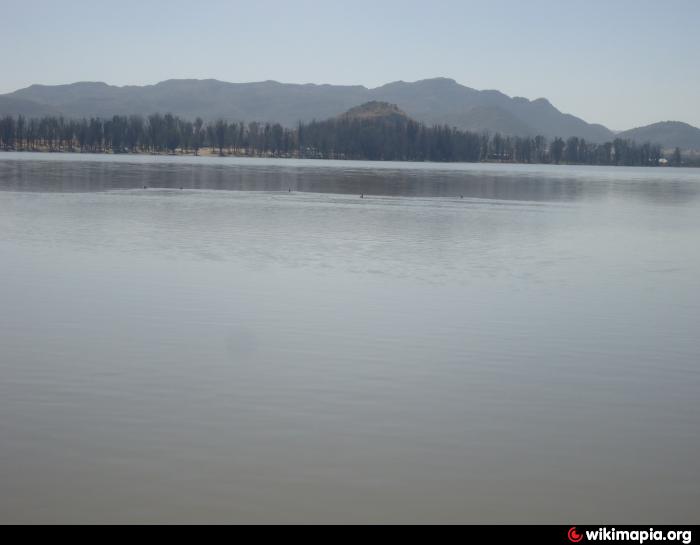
2,0,698,129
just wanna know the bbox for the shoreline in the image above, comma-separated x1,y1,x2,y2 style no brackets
1,148,696,168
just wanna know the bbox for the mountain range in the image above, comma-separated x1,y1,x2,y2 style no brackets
1,78,698,149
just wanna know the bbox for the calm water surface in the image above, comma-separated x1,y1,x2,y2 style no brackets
1,153,699,523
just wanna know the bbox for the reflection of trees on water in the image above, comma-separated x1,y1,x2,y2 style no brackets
0,158,698,205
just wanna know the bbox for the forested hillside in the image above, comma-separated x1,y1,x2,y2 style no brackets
0,103,677,166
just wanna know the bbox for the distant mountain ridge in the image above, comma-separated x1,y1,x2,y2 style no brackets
0,95,59,118
0,78,612,142
617,121,700,151
0,78,697,148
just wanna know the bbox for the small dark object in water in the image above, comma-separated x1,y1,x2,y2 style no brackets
460,195,464,199
143,186,147,190
361,194,364,199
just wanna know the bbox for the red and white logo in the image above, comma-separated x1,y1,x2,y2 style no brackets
568,527,584,543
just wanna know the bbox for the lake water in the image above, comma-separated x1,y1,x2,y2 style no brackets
1,152,699,524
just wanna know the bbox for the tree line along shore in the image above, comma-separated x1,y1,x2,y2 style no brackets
0,112,690,167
